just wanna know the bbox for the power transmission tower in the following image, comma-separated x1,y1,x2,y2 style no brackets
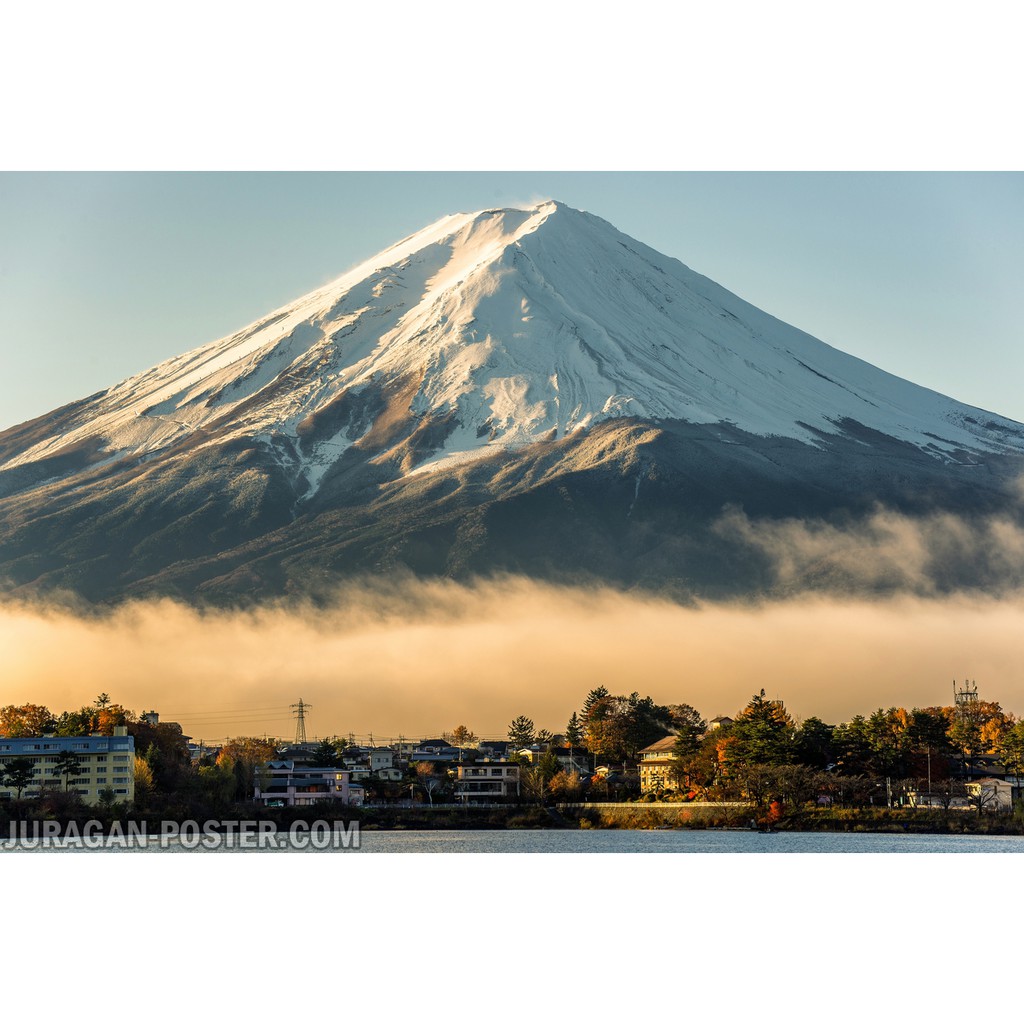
290,699,312,745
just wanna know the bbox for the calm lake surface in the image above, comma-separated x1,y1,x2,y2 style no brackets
8,829,1024,853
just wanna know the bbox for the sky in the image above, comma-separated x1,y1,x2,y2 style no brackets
1,171,1022,432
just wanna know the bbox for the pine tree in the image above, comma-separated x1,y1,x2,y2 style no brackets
507,715,536,748
565,712,583,747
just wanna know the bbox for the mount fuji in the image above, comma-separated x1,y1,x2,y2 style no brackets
2,200,1023,602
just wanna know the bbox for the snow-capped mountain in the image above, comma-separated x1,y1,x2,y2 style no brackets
2,200,1023,603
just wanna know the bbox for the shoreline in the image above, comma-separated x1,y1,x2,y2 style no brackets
4,801,1022,839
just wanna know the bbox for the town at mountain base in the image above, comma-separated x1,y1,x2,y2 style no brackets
3,681,1023,836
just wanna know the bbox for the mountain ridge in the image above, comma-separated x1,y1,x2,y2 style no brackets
2,199,1023,604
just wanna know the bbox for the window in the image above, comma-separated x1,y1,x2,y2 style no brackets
95,755,107,762
114,789,128,795
96,778,107,785
113,755,130,762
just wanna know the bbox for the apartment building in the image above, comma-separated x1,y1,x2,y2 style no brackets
0,727,136,804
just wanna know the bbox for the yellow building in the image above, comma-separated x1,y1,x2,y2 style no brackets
0,726,136,805
638,735,680,794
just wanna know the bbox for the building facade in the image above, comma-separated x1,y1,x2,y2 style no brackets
254,760,359,807
455,762,520,803
0,727,136,804
638,736,680,794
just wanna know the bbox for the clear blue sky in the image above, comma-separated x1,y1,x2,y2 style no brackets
1,172,1021,431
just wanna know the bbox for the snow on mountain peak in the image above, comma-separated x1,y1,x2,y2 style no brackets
7,200,1024,490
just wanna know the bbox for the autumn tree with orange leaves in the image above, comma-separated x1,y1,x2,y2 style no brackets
217,736,279,800
0,704,55,737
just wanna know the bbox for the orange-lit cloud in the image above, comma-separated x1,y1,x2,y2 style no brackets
2,578,1023,743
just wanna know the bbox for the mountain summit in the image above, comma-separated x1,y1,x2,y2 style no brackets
2,200,1023,602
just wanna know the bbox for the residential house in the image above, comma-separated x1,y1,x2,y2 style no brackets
549,746,592,777
254,760,357,807
411,740,462,763
454,762,520,803
478,740,512,759
966,777,1015,812
368,748,395,772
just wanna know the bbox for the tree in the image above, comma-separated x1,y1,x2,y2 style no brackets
197,762,237,807
966,780,1002,815
581,686,611,724
2,757,37,798
53,709,95,737
924,776,967,812
832,716,873,776
445,725,477,748
998,720,1024,782
794,717,835,770
565,712,583,747
217,737,278,800
677,726,733,796
520,752,562,805
0,704,54,738
671,704,706,761
907,708,954,788
129,719,192,793
134,756,154,802
581,690,673,765
865,707,912,780
728,690,794,770
669,704,706,736
309,738,342,767
94,693,111,709
508,715,536,748
548,770,584,803
411,761,445,805
53,750,82,792
94,704,133,735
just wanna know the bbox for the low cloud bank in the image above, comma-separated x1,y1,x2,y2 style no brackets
3,576,1023,742
715,505,1024,596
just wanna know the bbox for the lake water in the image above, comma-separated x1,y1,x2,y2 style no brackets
7,827,1024,853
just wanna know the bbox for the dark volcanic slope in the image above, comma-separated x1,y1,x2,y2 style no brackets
2,411,1021,604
